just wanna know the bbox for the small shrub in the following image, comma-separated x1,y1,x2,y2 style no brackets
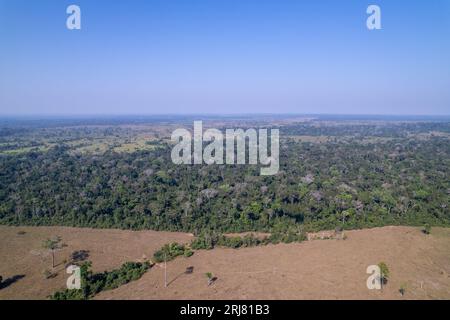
184,249,194,258
422,224,431,235
378,262,390,286
399,283,407,296
153,243,192,263
205,272,216,286
191,233,219,250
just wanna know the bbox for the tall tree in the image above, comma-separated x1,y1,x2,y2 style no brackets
43,236,63,268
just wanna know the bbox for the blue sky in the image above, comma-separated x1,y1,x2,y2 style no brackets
0,0,449,115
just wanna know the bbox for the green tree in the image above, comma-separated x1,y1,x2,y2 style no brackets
42,236,63,268
205,272,215,286
378,262,389,287
399,283,407,296
422,224,431,235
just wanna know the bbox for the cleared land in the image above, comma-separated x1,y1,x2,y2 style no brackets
0,226,449,300
0,226,193,299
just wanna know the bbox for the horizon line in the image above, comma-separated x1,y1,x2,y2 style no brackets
1,113,450,118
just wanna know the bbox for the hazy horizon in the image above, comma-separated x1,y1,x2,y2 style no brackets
1,112,450,116
2,113,450,121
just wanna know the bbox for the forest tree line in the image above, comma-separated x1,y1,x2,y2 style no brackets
0,121,449,234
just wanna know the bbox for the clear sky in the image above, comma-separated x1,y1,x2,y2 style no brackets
0,0,449,115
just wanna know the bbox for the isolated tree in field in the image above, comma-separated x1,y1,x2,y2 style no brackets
422,224,431,235
43,236,63,268
205,272,214,286
377,262,390,288
399,283,407,296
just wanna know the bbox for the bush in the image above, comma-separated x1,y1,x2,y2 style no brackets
223,236,244,248
192,233,264,249
205,272,216,286
49,260,150,300
153,243,193,263
190,233,220,250
399,283,407,296
422,224,431,235
268,230,306,244
378,262,390,286
184,249,194,258
192,230,306,250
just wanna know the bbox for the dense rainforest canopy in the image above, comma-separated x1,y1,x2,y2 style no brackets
0,119,449,234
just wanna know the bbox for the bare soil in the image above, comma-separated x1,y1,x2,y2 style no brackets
0,226,193,299
0,225,449,300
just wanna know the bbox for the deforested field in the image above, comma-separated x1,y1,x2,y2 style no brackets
0,225,449,300
1,117,450,300
0,226,194,299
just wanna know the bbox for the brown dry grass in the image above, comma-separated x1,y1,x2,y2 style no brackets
0,225,449,300
0,226,193,300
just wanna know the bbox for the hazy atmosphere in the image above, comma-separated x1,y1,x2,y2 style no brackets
1,0,450,115
1,0,450,307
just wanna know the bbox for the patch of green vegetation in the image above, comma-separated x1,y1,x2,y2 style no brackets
49,260,150,300
113,139,159,153
191,229,306,250
71,142,110,155
378,262,390,287
153,243,193,263
0,145,50,155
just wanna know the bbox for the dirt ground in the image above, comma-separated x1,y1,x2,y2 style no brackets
0,225,449,300
0,226,193,299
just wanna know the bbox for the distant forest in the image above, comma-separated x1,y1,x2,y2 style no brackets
0,119,449,234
